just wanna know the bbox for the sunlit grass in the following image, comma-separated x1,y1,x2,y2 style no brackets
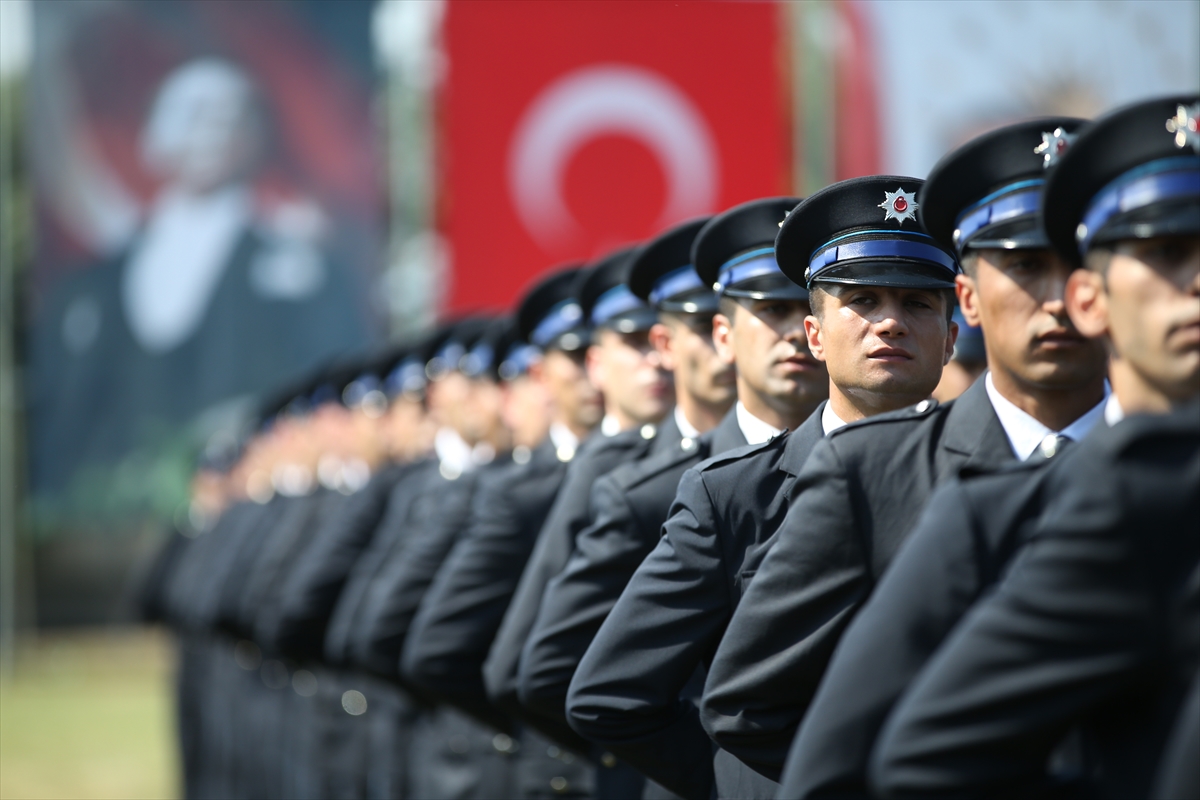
0,627,179,800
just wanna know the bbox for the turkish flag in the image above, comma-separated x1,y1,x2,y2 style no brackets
438,0,791,314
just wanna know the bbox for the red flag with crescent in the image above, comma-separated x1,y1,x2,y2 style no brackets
438,0,791,313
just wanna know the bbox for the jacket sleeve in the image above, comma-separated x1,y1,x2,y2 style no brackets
779,479,984,799
869,514,1156,798
401,470,534,733
566,467,724,800
518,474,651,724
700,440,869,780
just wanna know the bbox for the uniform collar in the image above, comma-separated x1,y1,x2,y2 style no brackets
984,372,1109,459
736,401,783,445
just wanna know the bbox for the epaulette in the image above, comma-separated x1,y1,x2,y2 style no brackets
825,398,942,439
696,430,790,474
608,436,708,491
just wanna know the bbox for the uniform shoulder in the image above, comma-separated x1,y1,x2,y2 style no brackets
604,437,705,491
823,398,948,450
695,431,788,474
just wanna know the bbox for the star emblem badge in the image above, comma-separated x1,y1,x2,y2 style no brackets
879,188,918,225
1034,127,1077,168
1166,103,1199,153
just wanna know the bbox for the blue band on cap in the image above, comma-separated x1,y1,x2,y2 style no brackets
1078,157,1200,253
716,247,781,292
954,181,1043,248
649,265,706,306
385,357,427,396
591,284,646,325
500,342,541,379
531,300,584,348
808,231,958,280
461,342,495,377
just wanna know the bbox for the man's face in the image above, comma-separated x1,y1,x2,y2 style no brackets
502,375,553,449
541,348,604,431
805,285,955,403
467,377,509,448
1071,236,1200,404
656,314,737,410
587,327,674,426
958,248,1107,391
715,298,826,407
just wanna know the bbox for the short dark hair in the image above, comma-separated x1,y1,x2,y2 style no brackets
810,282,955,322
958,251,979,277
717,295,741,323
1084,246,1112,275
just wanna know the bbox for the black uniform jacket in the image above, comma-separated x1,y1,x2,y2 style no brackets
518,408,746,727
566,405,826,800
870,406,1200,800
779,453,1062,798
1153,668,1200,800
268,461,411,661
323,462,431,667
400,437,570,731
348,455,498,684
701,379,1013,779
482,423,662,748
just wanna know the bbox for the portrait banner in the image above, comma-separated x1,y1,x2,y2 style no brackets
24,0,382,528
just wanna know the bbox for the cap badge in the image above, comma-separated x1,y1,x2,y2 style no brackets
1166,103,1199,153
879,188,918,225
1034,127,1076,168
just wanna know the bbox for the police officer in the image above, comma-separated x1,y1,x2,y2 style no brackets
400,267,607,799
563,193,858,800
700,126,1115,782
868,93,1200,800
482,248,674,754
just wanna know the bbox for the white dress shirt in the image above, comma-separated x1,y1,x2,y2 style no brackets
736,401,784,445
984,372,1109,459
821,402,848,435
674,405,702,440
1104,395,1125,427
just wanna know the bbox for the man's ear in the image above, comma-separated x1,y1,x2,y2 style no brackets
648,322,676,371
1066,268,1109,339
804,315,827,362
525,358,545,385
955,272,982,328
585,343,604,394
944,320,960,366
712,313,736,364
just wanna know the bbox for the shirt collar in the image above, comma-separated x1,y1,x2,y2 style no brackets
549,422,580,454
674,405,702,440
1104,395,1125,427
434,427,495,478
985,372,1110,459
736,401,784,446
821,402,848,436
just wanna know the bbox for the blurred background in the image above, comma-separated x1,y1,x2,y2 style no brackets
0,1,1196,797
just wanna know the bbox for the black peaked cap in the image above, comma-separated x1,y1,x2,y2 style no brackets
921,117,1088,253
515,265,586,349
462,316,518,382
577,247,659,333
1044,94,1200,264
628,217,715,312
693,197,803,298
777,175,958,290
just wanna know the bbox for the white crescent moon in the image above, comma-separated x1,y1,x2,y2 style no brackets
508,64,720,251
